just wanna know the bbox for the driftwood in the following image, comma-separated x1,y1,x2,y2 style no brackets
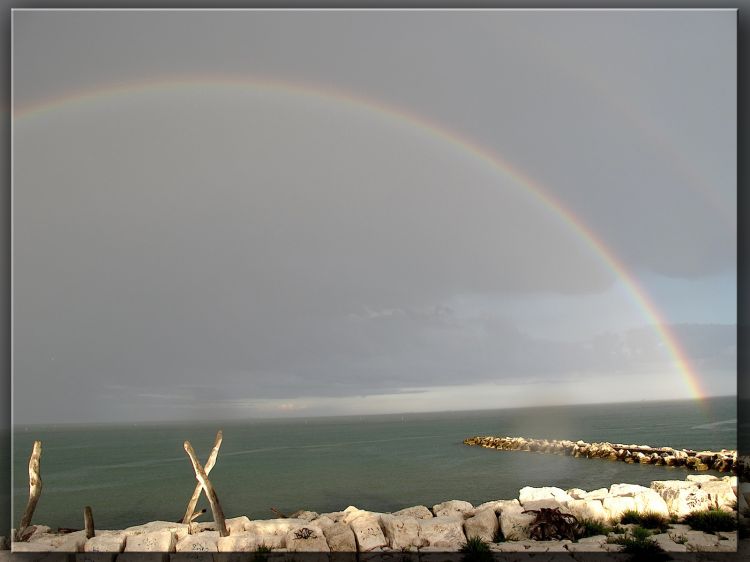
184,440,228,537
19,441,42,536
182,431,223,524
270,507,288,518
84,506,95,538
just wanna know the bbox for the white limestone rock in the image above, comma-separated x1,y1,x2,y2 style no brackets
650,480,713,518
462,508,499,543
26,531,88,553
379,515,421,550
567,499,608,522
284,526,329,552
474,499,520,515
686,475,718,484
602,496,637,521
224,516,250,535
349,514,387,552
392,506,433,519
518,486,573,505
322,522,357,552
244,518,307,549
651,533,688,552
699,479,736,511
609,483,651,497
174,533,218,553
216,533,259,552
432,500,474,519
520,499,572,514
499,503,535,541
85,532,127,553
124,523,188,543
310,515,335,530
632,489,670,517
566,489,588,500
417,517,465,550
583,488,609,501
124,531,176,553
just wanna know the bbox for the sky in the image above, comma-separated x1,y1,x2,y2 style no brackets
12,9,737,424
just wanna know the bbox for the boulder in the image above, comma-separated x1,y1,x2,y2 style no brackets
124,531,176,553
310,515,335,530
602,496,637,521
418,517,465,550
699,479,736,511
379,515,421,550
519,486,573,505
566,488,588,500
632,489,670,517
499,503,535,540
19,531,87,553
284,526,329,552
609,483,651,497
521,499,572,514
650,533,687,552
650,480,713,518
462,508,499,543
124,523,189,543
84,532,127,553
349,514,387,552
392,505,433,519
686,475,718,484
432,500,474,518
583,488,609,501
216,533,259,552
474,499,520,515
244,518,307,549
322,522,357,552
568,499,608,522
174,533,218,553
224,516,250,535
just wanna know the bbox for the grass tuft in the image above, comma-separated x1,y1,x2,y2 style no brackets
609,526,670,562
683,509,738,534
619,510,670,531
576,518,611,539
460,536,493,562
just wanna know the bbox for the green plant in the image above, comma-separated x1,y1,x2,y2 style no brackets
460,536,493,562
683,509,738,534
576,518,611,539
253,544,272,562
619,511,669,531
609,527,670,562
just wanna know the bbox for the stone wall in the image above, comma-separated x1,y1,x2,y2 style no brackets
463,435,741,474
7,474,745,557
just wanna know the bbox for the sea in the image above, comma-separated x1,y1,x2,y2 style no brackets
11,396,737,531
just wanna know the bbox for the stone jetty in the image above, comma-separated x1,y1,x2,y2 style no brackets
5,474,747,557
463,435,743,475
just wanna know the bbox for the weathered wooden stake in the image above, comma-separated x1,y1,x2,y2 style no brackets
184,440,228,537
182,430,223,524
84,506,95,538
19,440,42,535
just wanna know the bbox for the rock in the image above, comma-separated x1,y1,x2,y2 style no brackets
473,499,520,515
379,515,421,550
84,533,127,553
431,500,474,518
686,475,718,484
224,516,250,535
349,514,387,552
583,488,609,501
462,508,499,543
499,503,535,540
289,511,319,522
124,531,176,553
284,526,329,552
392,505,433,519
521,499,572,514
650,480,713,518
699,479,736,511
566,542,606,552
322,522,357,552
602,496,637,521
244,518,307,549
417,517,465,550
609,483,651,497
566,489,588,500
310,515,335,530
519,486,573,505
684,530,719,551
26,531,88,552
578,535,607,544
216,533,259,552
174,533,218,553
568,499,608,522
651,533,687,552
124,523,189,543
632,489,670,517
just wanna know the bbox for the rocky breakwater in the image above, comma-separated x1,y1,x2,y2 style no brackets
7,475,746,558
463,435,741,474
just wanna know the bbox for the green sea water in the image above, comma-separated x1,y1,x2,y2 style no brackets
12,396,736,531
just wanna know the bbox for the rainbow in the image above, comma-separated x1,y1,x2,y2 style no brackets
13,74,709,400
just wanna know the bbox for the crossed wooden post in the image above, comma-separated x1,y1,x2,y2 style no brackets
183,431,228,537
